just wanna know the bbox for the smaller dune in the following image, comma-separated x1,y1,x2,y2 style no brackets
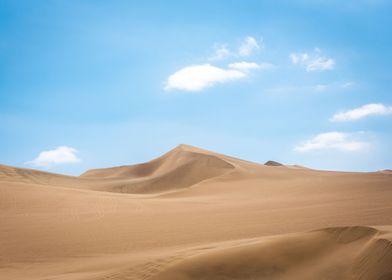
0,164,80,186
149,226,392,280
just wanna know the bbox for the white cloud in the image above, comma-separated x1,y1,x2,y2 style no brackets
29,146,81,167
166,60,272,92
290,49,335,72
294,132,369,152
165,64,246,91
228,61,273,71
238,36,260,57
330,103,392,122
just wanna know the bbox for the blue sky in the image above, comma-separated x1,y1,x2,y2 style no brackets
1,0,391,175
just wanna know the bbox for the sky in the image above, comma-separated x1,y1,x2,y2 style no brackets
1,0,391,175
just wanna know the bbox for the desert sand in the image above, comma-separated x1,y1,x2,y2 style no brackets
1,144,391,280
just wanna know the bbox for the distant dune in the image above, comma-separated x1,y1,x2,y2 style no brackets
1,144,391,280
264,160,284,166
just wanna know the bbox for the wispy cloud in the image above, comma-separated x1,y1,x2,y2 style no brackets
209,36,262,61
294,132,369,152
290,48,335,72
28,146,81,167
265,84,326,94
330,103,392,122
265,81,353,95
238,36,260,57
166,36,269,92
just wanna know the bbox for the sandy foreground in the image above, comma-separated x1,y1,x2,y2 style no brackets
1,144,391,280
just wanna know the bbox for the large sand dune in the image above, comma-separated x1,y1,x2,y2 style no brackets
1,145,392,279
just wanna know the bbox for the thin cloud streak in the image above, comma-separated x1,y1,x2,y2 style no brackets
294,132,369,152
331,103,392,122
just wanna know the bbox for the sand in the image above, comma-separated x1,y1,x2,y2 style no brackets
1,144,391,279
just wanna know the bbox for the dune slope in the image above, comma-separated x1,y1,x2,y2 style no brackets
150,226,392,280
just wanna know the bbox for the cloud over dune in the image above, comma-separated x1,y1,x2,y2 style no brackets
29,146,81,167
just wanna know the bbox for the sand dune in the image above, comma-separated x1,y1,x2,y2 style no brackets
81,144,238,193
1,144,392,280
151,226,392,280
81,144,237,179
